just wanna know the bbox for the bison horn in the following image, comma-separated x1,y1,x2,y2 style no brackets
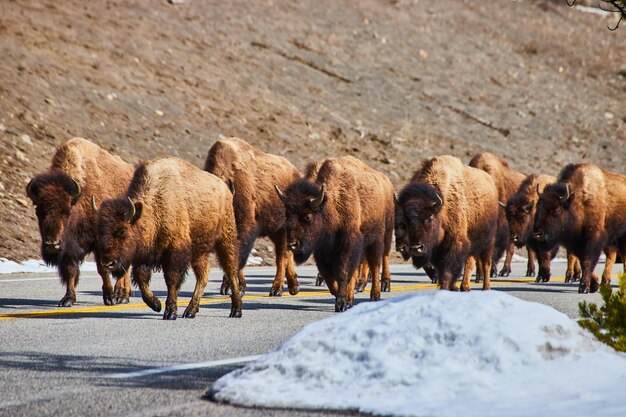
123,197,136,222
536,183,541,197
498,201,507,208
559,184,570,202
394,193,399,204
432,192,443,208
309,184,325,209
274,185,287,204
70,177,81,197
91,196,98,213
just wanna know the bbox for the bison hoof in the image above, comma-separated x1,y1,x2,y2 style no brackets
474,276,481,284
381,280,391,292
229,308,242,318
498,267,511,277
144,297,161,312
573,272,581,283
116,296,130,304
288,286,300,296
163,308,177,320
490,267,498,278
315,274,324,286
182,308,197,319
103,296,114,306
335,298,349,312
590,281,600,293
355,282,366,293
578,285,589,294
565,274,571,284
542,275,550,283
526,268,536,277
59,296,75,307
220,285,230,296
460,285,470,292
269,288,283,297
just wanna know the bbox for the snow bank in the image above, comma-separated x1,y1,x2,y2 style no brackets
210,291,626,417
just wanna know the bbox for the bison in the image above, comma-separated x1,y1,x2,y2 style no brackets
204,137,300,297
26,138,133,307
397,155,498,291
275,156,394,312
504,174,581,283
469,152,527,277
533,163,626,293
95,157,242,319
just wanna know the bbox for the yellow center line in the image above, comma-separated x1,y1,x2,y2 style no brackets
0,274,613,321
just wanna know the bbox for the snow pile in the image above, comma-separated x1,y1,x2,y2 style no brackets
210,291,626,417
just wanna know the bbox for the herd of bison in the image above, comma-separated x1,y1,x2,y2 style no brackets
24,137,626,319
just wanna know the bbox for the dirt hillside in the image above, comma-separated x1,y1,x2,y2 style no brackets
1,0,625,263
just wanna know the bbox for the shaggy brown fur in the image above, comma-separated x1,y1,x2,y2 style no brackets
533,163,626,293
276,156,395,312
26,138,133,307
469,152,527,277
95,157,242,319
398,155,498,291
204,137,300,297
505,174,581,283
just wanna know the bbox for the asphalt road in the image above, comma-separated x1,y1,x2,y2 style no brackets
0,261,621,417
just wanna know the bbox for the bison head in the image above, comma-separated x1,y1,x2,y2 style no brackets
394,195,411,261
26,172,82,264
397,183,444,269
503,195,535,248
275,180,326,265
532,183,572,251
95,196,143,278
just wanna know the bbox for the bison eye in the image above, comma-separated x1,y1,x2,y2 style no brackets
115,229,127,238
303,213,313,223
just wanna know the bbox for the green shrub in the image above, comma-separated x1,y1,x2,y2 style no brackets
578,273,626,352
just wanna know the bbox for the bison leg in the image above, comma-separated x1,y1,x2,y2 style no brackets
461,257,475,292
381,254,391,292
215,229,243,318
355,260,369,293
525,247,536,277
423,263,438,284
163,268,185,321
284,250,300,295
578,245,603,294
113,268,132,304
366,245,383,302
183,255,210,318
536,251,552,283
498,243,514,277
601,247,617,287
479,257,492,291
347,269,357,306
269,231,299,296
315,273,325,286
565,251,579,284
58,260,80,307
132,265,161,313
94,253,114,306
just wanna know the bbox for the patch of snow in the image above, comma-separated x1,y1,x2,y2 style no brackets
211,291,626,417
246,255,263,266
0,258,98,274
511,254,528,263
575,5,612,16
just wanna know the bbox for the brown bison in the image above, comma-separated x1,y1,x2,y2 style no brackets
26,138,133,307
504,174,581,283
275,156,395,312
397,155,498,291
204,137,300,297
533,163,626,293
95,157,242,319
469,152,527,277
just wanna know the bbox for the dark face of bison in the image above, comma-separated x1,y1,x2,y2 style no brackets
504,195,535,248
95,197,143,278
26,173,82,264
275,181,326,265
394,199,411,261
532,183,572,251
397,184,443,269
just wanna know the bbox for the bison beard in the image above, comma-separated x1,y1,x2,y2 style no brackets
26,138,134,307
276,156,394,312
533,164,626,294
397,156,499,292
96,157,243,319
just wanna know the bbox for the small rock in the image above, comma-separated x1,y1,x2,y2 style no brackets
266,245,274,253
0,123,5,132
15,150,28,162
20,134,33,146
16,197,29,208
168,0,186,3
44,97,54,105
419,49,428,60
106,94,114,101
571,136,580,144
604,112,614,120
0,181,5,191
155,110,164,116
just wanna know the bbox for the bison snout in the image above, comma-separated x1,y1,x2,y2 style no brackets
287,240,300,251
532,230,545,241
102,260,116,271
43,240,61,251
511,234,519,243
410,244,426,256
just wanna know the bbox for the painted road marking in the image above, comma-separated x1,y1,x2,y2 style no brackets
107,354,262,379
0,274,594,321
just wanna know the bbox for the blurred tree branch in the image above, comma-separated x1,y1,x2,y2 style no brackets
567,0,626,30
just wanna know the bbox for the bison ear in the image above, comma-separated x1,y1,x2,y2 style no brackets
274,185,287,205
65,177,82,206
26,178,39,204
523,200,535,213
